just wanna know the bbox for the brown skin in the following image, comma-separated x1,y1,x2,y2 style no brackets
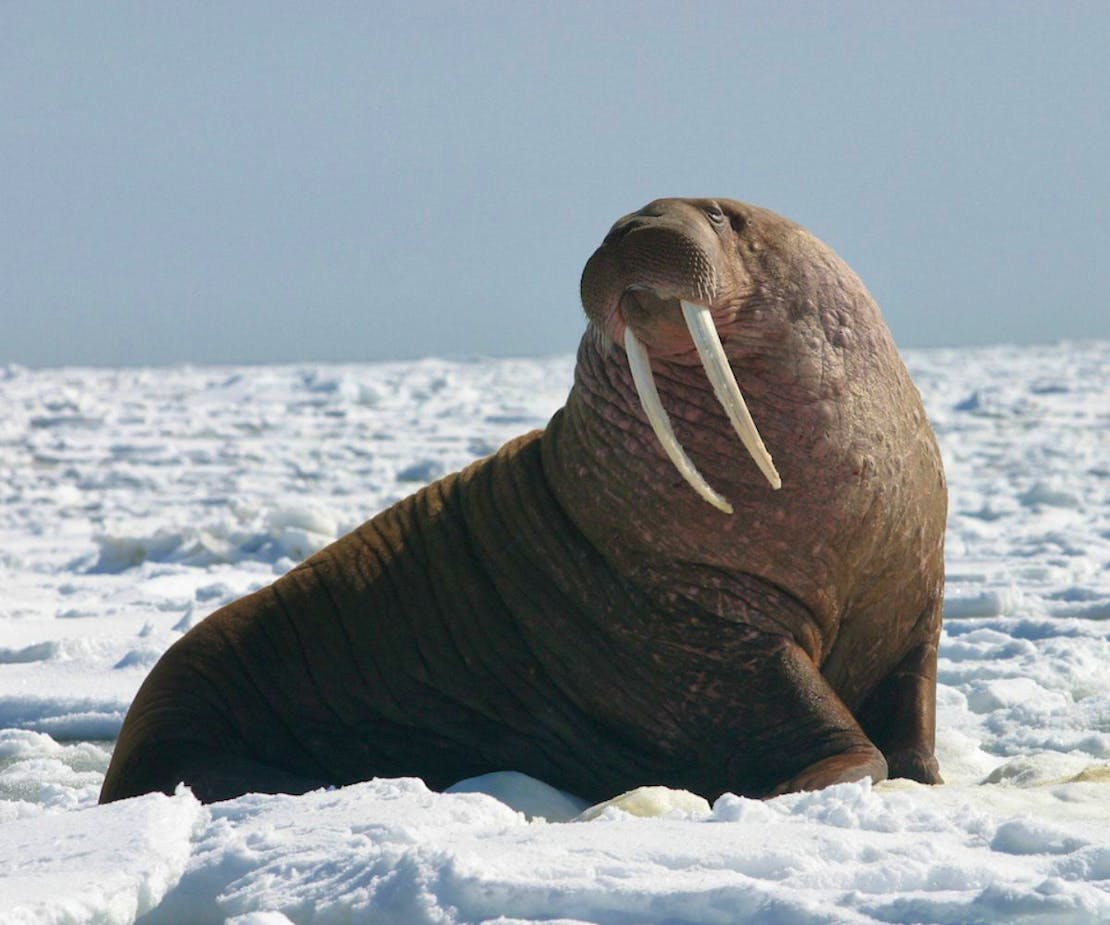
100,198,945,805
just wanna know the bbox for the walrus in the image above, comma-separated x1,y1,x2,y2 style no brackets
100,197,946,805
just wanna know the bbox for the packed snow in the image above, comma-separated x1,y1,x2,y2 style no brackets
1,342,1107,924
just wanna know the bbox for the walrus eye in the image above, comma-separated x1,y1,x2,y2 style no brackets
705,203,726,224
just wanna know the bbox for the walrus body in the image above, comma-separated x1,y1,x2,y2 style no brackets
101,198,946,805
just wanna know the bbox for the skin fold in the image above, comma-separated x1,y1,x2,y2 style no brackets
100,198,945,805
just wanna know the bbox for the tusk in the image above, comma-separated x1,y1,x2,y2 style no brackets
624,327,734,514
680,301,782,490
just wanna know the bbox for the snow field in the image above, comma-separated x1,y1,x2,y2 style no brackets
0,342,1107,923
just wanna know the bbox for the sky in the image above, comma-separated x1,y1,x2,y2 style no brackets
2,2,1108,368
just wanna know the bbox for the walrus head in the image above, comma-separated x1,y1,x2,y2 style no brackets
580,198,804,510
551,196,918,619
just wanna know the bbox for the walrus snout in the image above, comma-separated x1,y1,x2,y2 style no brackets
582,221,719,343
601,200,681,245
582,198,782,511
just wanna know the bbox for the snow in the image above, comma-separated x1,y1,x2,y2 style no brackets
1,789,203,925
1,342,1108,923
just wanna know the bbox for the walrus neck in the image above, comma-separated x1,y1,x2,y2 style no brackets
541,308,901,634
542,332,792,590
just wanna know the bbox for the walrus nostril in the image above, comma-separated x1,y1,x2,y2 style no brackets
603,205,671,246
602,225,628,246
603,217,651,246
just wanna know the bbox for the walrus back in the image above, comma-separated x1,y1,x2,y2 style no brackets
101,441,529,801
101,430,655,802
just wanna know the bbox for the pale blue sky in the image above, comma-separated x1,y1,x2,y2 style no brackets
3,2,1108,367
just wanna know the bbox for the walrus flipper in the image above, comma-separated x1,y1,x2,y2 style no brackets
717,635,887,798
856,601,944,785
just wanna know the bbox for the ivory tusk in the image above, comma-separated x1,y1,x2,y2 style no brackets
623,327,734,514
680,301,782,490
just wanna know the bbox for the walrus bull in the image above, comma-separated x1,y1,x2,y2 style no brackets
100,198,946,805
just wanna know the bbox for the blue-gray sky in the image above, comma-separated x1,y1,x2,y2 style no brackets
3,2,1108,367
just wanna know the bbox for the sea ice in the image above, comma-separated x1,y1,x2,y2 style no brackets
0,343,1107,923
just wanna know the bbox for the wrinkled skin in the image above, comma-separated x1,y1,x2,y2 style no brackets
100,198,945,805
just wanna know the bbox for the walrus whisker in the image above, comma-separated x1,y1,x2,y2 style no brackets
680,301,782,490
622,326,734,514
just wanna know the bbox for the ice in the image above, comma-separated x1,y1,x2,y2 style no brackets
446,771,591,822
575,785,710,821
1,789,204,923
1,344,1108,923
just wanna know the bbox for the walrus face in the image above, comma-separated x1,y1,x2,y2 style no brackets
580,198,788,511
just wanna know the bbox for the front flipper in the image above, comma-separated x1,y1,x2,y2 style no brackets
720,637,888,798
857,636,943,785
765,746,888,797
856,596,943,786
